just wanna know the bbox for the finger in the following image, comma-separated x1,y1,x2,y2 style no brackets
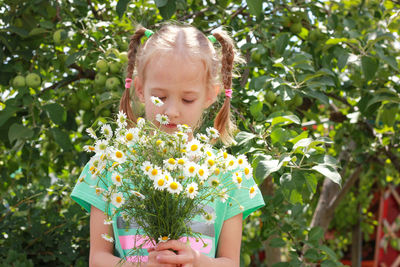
155,240,189,251
156,254,194,265
147,247,155,253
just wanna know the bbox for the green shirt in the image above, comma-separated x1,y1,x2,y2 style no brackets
71,160,265,261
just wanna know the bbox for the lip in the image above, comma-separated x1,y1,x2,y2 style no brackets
165,123,177,129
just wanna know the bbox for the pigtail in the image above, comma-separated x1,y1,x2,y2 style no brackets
212,32,236,145
119,26,147,127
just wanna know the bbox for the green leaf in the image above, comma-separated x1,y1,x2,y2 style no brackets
302,88,329,105
250,101,263,119
28,28,48,36
321,260,338,267
116,0,130,18
255,158,281,181
271,128,290,144
325,38,348,45
51,128,72,151
361,56,378,81
155,0,168,7
289,130,308,145
8,123,34,143
0,105,20,127
366,92,400,108
65,50,86,66
308,226,324,242
320,245,338,260
43,103,66,125
275,33,290,55
158,0,176,20
235,131,256,146
304,248,322,261
312,164,341,184
246,0,263,17
269,237,286,248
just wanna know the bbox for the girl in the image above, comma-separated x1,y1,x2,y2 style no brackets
71,22,265,267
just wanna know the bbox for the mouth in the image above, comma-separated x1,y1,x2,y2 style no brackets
165,123,177,129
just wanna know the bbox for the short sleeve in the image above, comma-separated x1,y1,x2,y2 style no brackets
70,161,112,214
223,170,265,221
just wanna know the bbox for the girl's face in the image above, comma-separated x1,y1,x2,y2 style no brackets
135,53,218,137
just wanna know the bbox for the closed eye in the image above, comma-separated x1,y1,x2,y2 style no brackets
183,99,195,104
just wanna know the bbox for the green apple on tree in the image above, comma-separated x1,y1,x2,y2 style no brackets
105,48,120,58
94,73,107,86
13,75,26,88
25,73,41,88
96,59,108,74
109,62,122,74
265,91,277,103
118,52,129,64
53,29,67,45
105,77,121,90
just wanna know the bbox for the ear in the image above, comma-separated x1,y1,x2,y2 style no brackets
204,84,220,108
134,76,145,103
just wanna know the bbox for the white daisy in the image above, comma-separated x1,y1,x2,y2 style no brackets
111,148,126,164
232,171,244,188
196,133,209,143
94,139,109,154
77,175,86,183
183,162,199,178
104,218,113,225
249,185,258,199
111,192,125,208
158,235,170,243
186,139,202,159
148,166,161,180
176,157,188,169
209,177,220,187
86,127,97,139
131,190,145,200
167,179,183,194
136,117,145,128
203,212,216,225
225,155,238,170
117,111,127,127
206,127,219,139
197,165,209,181
156,114,169,125
164,158,177,170
101,124,113,140
174,131,188,143
243,164,253,180
237,154,248,167
154,175,168,191
101,233,114,243
150,96,164,107
124,128,139,144
141,161,153,175
83,145,96,153
185,182,198,199
111,172,123,186
120,211,130,222
95,187,104,196
177,124,192,133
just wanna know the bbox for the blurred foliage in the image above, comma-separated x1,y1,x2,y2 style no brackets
1,0,399,266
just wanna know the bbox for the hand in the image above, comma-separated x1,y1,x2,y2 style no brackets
154,240,201,267
146,247,178,267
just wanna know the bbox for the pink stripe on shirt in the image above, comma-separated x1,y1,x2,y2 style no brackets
120,235,213,262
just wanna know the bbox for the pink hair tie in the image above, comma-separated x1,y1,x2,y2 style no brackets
225,89,233,98
125,78,132,89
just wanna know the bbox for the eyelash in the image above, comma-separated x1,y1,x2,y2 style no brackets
158,97,194,104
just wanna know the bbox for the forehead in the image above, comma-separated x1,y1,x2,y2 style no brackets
144,53,207,92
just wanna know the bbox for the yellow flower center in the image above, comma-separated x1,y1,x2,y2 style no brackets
198,169,204,176
206,151,212,157
90,166,95,172
189,166,195,173
116,151,123,158
244,168,250,175
250,187,255,194
168,158,176,164
162,236,169,241
131,149,137,154
208,159,215,166
211,180,219,187
223,152,228,159
100,154,106,160
214,168,220,175
96,188,101,195
112,162,119,168
145,166,151,172
178,175,185,180
116,175,121,182
238,159,243,164
157,179,164,186
156,140,162,146
163,148,167,153
89,146,95,151
116,196,122,203
229,160,234,166
126,133,133,141
191,144,198,151
236,177,242,184
189,187,194,193
137,117,143,123
151,169,158,176
181,149,186,153
178,159,185,165
170,182,178,190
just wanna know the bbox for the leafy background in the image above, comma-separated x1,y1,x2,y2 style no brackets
0,0,399,266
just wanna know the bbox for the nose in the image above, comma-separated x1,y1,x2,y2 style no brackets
163,99,179,119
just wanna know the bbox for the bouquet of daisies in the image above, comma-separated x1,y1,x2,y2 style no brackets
81,97,258,260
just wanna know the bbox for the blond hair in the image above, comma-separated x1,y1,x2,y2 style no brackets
119,22,244,144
